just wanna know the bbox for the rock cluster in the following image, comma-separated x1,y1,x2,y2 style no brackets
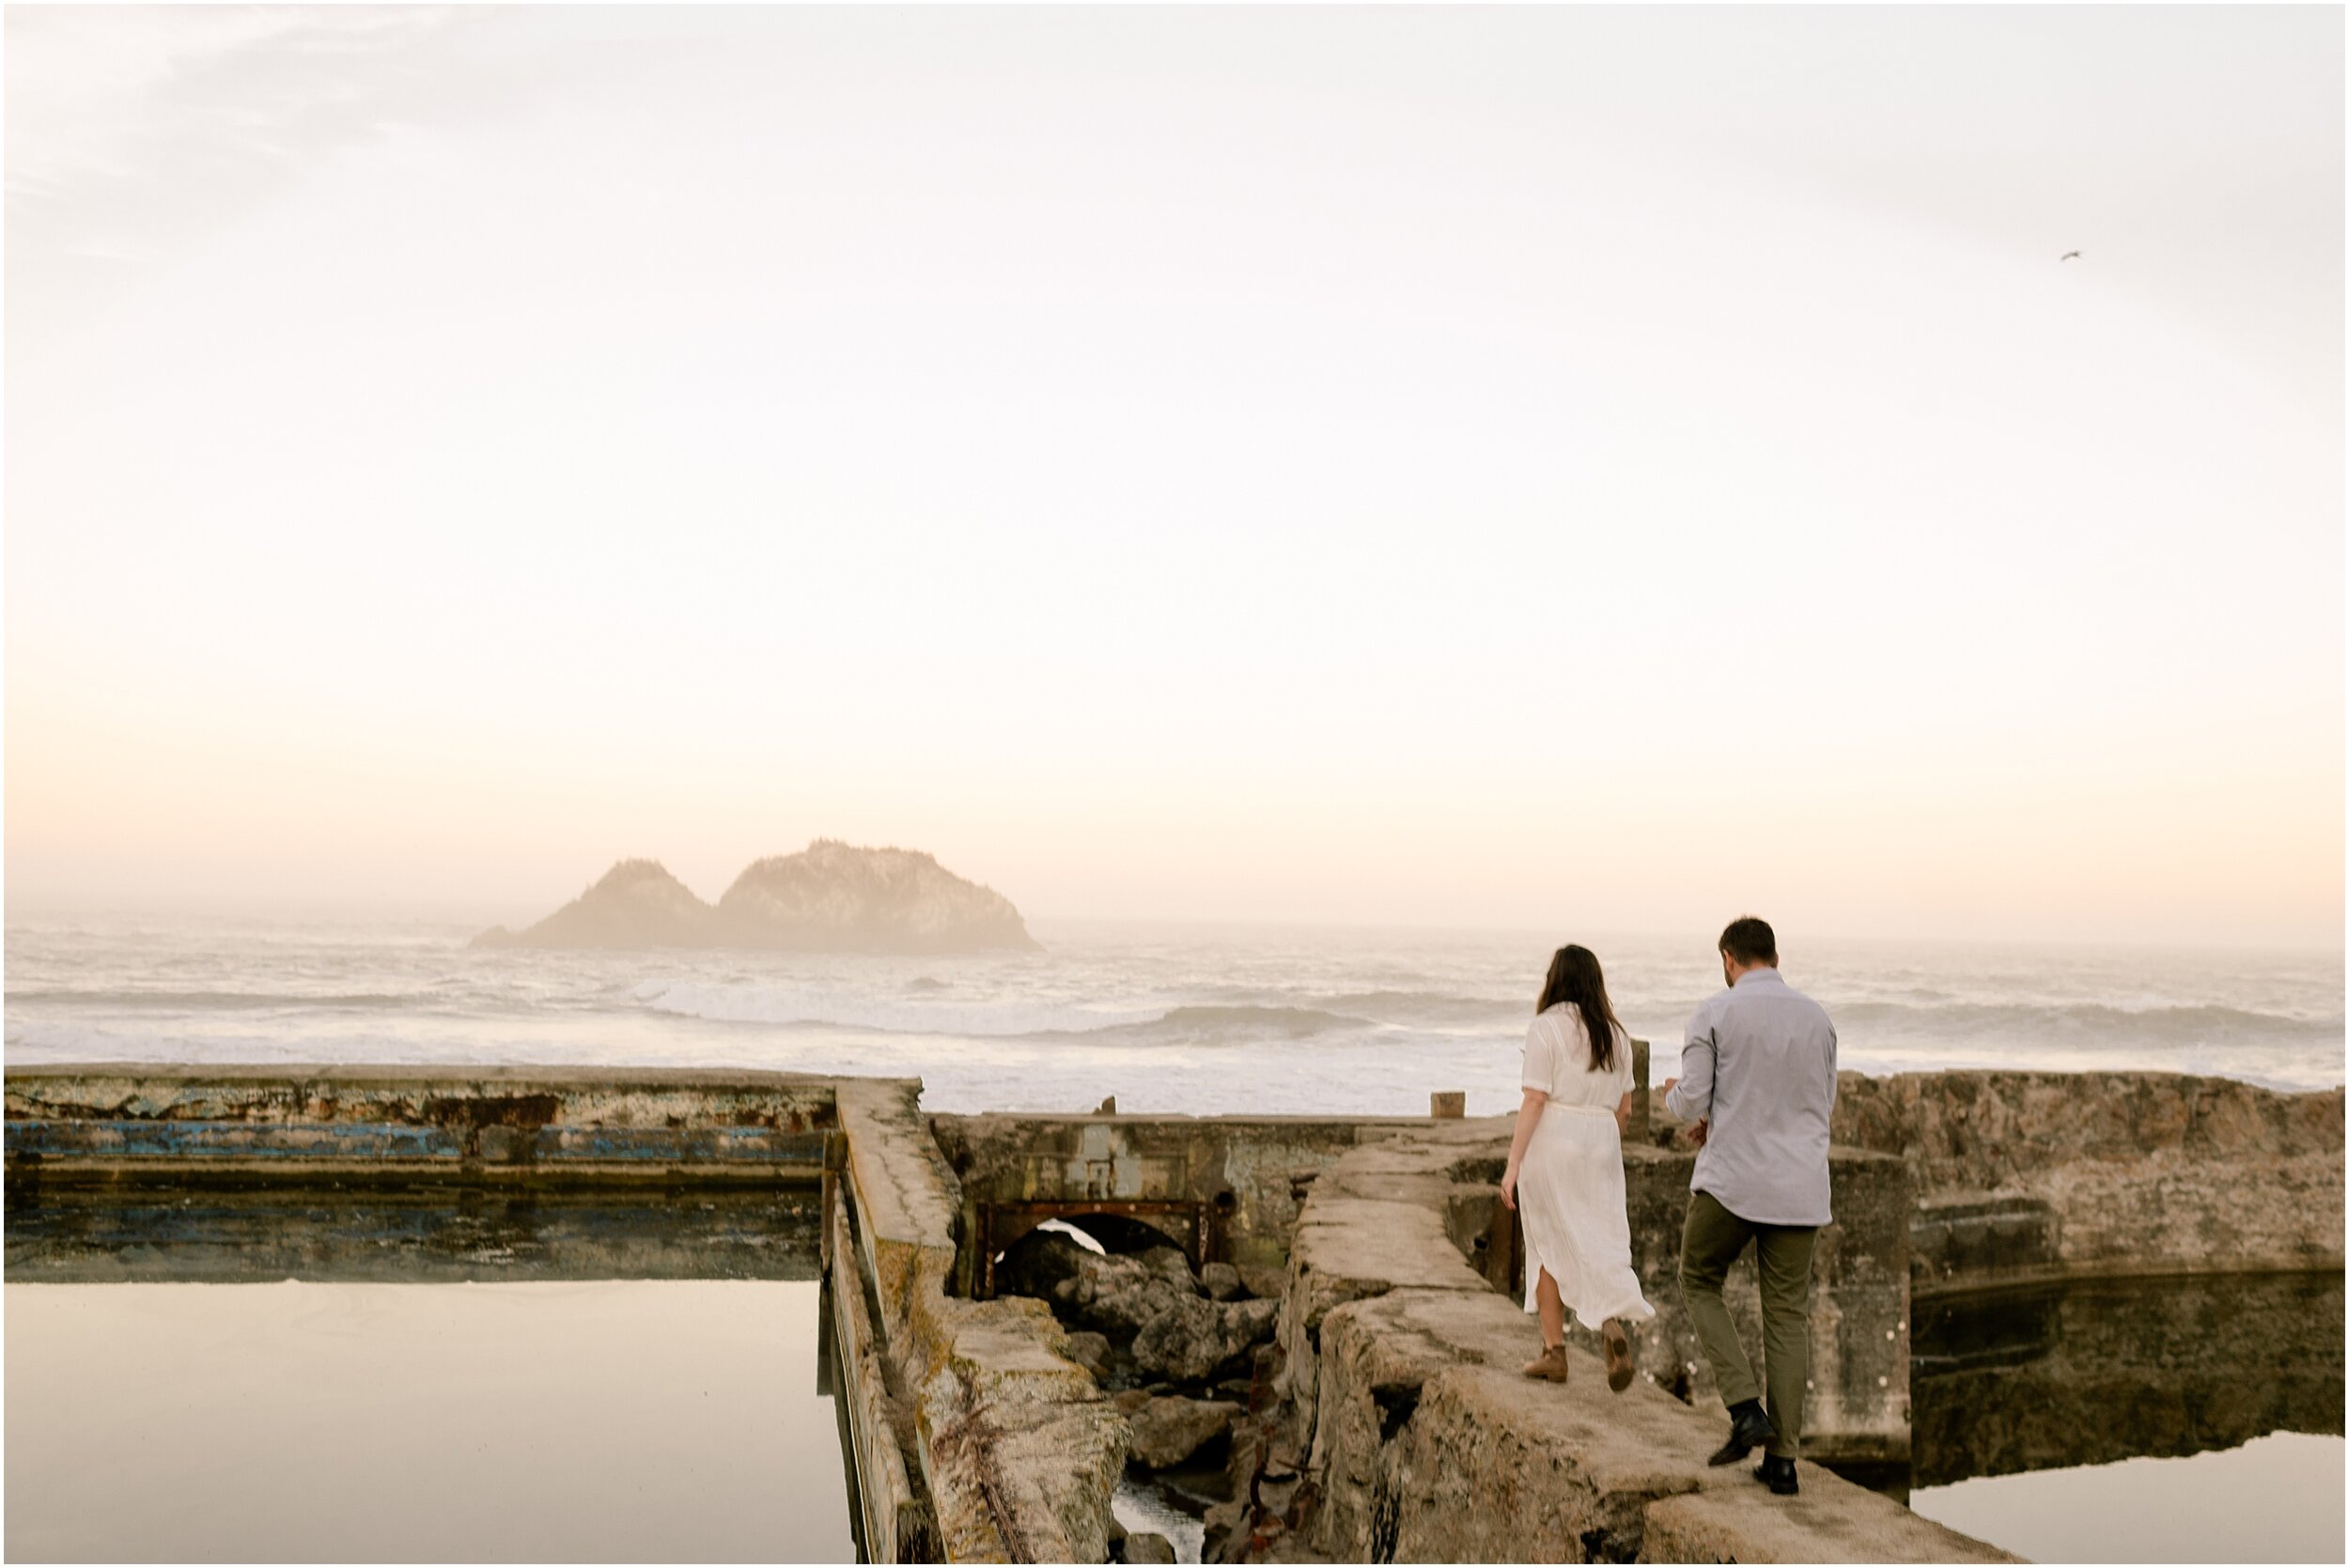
1116,1390,1242,1468
997,1229,1288,1563
1019,1237,1280,1387
1132,1295,1279,1384
470,840,1041,954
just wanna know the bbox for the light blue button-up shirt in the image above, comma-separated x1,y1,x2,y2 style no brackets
1663,967,1838,1227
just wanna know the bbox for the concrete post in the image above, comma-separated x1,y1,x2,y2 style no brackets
1628,1039,1651,1141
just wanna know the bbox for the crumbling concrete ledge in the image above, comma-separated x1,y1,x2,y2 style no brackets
3,1063,833,1181
831,1177,927,1563
1281,1119,2013,1564
1833,1071,2342,1294
837,1080,1129,1562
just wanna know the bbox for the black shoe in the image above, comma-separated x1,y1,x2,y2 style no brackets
1753,1454,1799,1496
1706,1404,1779,1467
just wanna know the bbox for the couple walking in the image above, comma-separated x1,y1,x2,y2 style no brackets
1496,916,1836,1498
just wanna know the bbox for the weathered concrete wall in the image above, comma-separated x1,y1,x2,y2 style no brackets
1625,1144,1910,1461
1824,1071,2344,1292
931,1113,1414,1295
831,1173,931,1564
1635,1070,2345,1295
1636,1483,2011,1566
1435,1138,1910,1462
5,1063,835,1182
1282,1119,2007,1564
838,1081,1129,1563
935,1105,1915,1463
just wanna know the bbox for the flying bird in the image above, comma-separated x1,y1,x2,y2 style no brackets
2060,250,2082,261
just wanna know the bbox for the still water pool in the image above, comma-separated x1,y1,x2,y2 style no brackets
1873,1270,2347,1564
5,1189,855,1563
7,1280,856,1563
1912,1430,2344,1563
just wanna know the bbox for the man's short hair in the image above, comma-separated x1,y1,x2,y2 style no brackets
1719,916,1778,967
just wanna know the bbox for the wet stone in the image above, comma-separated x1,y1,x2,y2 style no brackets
1128,1396,1241,1469
1202,1498,1246,1562
1237,1263,1287,1300
1059,1249,1204,1337
1124,1530,1177,1563
1062,1330,1113,1379
996,1230,1095,1301
1133,1296,1279,1382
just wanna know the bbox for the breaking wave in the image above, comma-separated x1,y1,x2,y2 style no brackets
1053,1005,1375,1043
630,985,1377,1042
1,988,430,1012
1834,1001,2342,1047
1306,989,1521,1026
380,975,2348,1054
632,981,1151,1036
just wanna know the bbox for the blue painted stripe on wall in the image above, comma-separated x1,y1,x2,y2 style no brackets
5,1120,829,1164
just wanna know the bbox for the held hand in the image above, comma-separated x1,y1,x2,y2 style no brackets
1686,1119,1708,1149
1661,1077,1678,1095
1499,1165,1518,1210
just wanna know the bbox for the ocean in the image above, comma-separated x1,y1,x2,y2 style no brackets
5,913,2340,1112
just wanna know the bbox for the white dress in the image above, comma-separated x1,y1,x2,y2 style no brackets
1517,1002,1656,1327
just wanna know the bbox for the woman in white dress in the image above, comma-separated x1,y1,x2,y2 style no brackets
1499,943,1654,1390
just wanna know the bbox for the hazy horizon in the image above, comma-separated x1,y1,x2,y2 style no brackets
5,885,2341,959
9,7,2342,949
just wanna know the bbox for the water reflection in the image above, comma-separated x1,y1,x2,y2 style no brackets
1844,1271,2347,1563
1911,1271,2344,1487
1912,1431,2344,1564
6,1188,853,1562
5,1185,822,1283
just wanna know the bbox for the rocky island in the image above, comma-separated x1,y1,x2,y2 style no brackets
470,840,1041,954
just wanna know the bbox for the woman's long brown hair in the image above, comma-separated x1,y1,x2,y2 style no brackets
1534,944,1625,1073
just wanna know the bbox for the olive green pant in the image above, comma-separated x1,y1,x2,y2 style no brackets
1677,1189,1817,1460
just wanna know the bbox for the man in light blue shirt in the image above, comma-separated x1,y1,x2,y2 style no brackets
1661,916,1837,1497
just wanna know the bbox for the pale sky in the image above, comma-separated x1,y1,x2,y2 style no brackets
7,5,2342,945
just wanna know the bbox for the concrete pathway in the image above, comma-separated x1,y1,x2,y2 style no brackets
1280,1119,2017,1563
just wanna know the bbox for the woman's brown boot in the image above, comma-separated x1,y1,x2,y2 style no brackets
1521,1343,1569,1384
1603,1324,1636,1393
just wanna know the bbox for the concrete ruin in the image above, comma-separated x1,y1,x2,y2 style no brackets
4,1065,1128,1565
1826,1070,2345,1291
7,1062,2341,1564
